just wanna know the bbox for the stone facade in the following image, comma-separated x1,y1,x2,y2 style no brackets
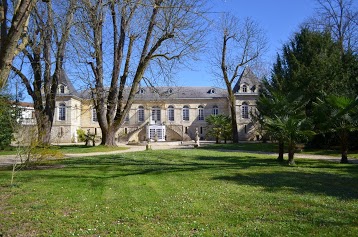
19,68,261,143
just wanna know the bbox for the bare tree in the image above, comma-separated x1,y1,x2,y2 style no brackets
11,0,77,146
306,0,358,53
75,0,207,146
0,0,40,88
212,14,267,143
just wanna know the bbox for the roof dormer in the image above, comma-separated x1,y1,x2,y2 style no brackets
208,88,216,94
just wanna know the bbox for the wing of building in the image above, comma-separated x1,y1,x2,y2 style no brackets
18,67,261,143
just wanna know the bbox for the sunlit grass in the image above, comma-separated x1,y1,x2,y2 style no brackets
0,149,357,236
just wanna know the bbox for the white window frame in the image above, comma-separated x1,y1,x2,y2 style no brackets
198,105,204,121
212,105,219,115
241,103,249,119
151,106,161,123
182,106,189,121
92,108,98,122
242,85,247,93
59,103,66,121
168,105,174,122
138,106,144,122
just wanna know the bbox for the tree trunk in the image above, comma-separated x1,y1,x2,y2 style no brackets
340,131,349,164
229,94,239,143
277,141,284,162
101,126,117,146
288,143,295,165
35,112,53,146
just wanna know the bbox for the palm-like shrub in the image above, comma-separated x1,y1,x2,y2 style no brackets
206,114,232,144
314,95,358,163
265,115,314,165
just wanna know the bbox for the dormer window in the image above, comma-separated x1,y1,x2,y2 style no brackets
139,88,145,94
208,88,215,94
251,85,256,93
242,85,247,93
60,85,65,94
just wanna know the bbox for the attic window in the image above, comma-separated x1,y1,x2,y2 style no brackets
242,85,247,93
60,85,65,94
139,88,145,94
251,85,256,93
208,88,215,94
168,88,173,94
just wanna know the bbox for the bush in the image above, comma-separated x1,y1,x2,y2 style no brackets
77,129,86,142
0,95,15,149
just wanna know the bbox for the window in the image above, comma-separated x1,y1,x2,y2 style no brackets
60,85,65,94
139,88,145,94
198,105,204,120
151,106,161,123
212,105,219,115
125,113,130,122
241,103,249,119
59,103,66,121
251,85,256,93
183,106,189,121
208,88,215,94
138,106,144,122
168,105,174,121
242,85,247,93
92,108,98,122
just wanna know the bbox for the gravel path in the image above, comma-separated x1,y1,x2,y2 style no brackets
0,144,357,166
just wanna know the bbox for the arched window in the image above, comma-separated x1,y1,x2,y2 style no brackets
151,106,161,123
198,105,204,120
60,85,65,94
92,108,98,122
212,105,219,115
168,105,174,121
59,103,66,121
183,105,189,121
241,102,249,119
242,85,247,93
138,106,144,122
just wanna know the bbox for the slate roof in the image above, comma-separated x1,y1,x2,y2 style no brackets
80,86,227,101
135,87,227,101
233,67,261,93
58,69,80,97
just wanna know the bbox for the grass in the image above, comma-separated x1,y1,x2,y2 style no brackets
0,149,357,236
0,144,129,156
53,144,129,154
204,142,358,159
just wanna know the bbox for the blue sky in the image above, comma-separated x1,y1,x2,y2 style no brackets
177,0,317,87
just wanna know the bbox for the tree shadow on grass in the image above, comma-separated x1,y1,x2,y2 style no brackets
3,150,358,200
213,171,358,200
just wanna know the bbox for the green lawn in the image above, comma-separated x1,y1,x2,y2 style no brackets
204,142,358,159
0,144,129,156
0,149,357,236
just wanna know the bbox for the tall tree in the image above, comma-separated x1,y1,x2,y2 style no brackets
0,0,39,88
212,14,267,143
279,28,346,115
11,0,77,145
307,0,358,54
75,0,207,146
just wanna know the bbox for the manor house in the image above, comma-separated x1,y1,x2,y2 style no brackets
21,67,261,143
